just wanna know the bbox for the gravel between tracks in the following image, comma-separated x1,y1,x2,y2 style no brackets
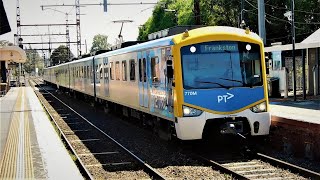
48,89,231,179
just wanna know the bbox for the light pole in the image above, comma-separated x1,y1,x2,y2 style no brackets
164,9,177,25
284,0,296,101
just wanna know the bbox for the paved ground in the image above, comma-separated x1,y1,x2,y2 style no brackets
0,86,83,179
269,95,320,124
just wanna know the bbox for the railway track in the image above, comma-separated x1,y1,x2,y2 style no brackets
31,78,320,180
194,147,320,180
29,78,166,179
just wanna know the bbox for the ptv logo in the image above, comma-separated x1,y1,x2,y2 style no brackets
217,93,234,103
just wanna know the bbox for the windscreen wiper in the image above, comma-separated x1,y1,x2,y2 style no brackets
219,78,243,84
195,80,230,89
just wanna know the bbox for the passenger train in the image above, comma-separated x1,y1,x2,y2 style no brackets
44,26,271,141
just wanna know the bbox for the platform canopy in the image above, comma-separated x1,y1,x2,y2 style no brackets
0,46,26,63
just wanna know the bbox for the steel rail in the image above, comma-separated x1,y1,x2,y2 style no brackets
32,79,166,180
192,154,248,180
29,79,94,180
256,153,320,179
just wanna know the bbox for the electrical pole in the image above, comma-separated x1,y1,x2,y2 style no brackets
76,0,81,57
291,0,296,101
16,0,21,44
241,0,244,22
194,0,201,25
66,13,71,59
258,0,266,45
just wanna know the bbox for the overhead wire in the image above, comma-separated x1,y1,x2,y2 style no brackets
244,0,320,25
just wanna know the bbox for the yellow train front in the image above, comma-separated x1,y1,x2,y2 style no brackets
43,26,270,141
171,26,270,140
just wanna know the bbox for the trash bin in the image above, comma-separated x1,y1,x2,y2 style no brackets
268,77,281,98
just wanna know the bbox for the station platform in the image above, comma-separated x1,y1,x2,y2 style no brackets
269,96,320,125
0,87,83,179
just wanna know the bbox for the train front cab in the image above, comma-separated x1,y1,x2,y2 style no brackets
171,27,271,141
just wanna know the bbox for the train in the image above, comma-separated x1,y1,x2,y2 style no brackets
43,26,271,141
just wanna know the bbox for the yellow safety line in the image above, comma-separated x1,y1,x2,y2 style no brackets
24,88,34,178
0,88,22,178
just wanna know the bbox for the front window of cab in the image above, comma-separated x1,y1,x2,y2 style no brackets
181,41,263,89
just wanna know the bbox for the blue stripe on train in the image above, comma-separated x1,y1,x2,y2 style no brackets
184,86,264,112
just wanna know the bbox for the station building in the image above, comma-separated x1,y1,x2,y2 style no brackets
265,28,320,98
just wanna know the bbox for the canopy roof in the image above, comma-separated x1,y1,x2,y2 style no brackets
0,46,26,63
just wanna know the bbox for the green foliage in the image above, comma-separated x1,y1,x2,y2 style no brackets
50,45,74,66
90,34,111,53
0,40,13,46
24,47,44,74
137,0,320,45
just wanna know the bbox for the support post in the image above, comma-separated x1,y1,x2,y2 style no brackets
302,49,306,100
258,0,266,45
291,0,296,101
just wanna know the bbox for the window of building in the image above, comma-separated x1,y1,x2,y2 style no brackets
122,60,127,81
151,57,160,83
129,59,135,81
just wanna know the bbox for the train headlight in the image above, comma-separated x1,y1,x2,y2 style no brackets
183,106,203,117
250,102,267,113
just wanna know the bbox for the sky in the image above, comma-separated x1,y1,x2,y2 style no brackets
0,0,157,57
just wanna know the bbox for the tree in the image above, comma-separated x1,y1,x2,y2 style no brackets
90,34,111,53
0,40,13,46
137,0,320,46
50,45,74,66
24,46,44,74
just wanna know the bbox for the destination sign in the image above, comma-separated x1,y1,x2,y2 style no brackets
200,44,238,53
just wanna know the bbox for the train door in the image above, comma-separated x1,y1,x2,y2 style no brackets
138,51,149,108
165,48,174,114
103,57,109,96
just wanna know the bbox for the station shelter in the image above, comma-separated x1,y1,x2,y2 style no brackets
0,45,26,95
265,28,320,98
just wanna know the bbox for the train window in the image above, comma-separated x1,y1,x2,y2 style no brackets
139,59,142,82
99,64,103,79
110,62,114,80
115,61,120,80
89,65,92,79
104,63,108,79
86,66,89,78
122,61,127,81
95,65,98,79
151,57,160,83
143,58,146,82
129,59,135,81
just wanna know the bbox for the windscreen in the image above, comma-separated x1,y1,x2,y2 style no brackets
181,41,262,89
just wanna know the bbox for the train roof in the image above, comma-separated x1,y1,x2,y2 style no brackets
46,26,262,69
172,26,262,45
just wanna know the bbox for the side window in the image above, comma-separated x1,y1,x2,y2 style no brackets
139,59,142,82
143,58,146,82
95,65,98,79
122,60,127,81
115,61,120,80
110,62,114,80
151,57,160,83
129,59,135,81
86,66,89,78
104,63,108,79
99,64,103,79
